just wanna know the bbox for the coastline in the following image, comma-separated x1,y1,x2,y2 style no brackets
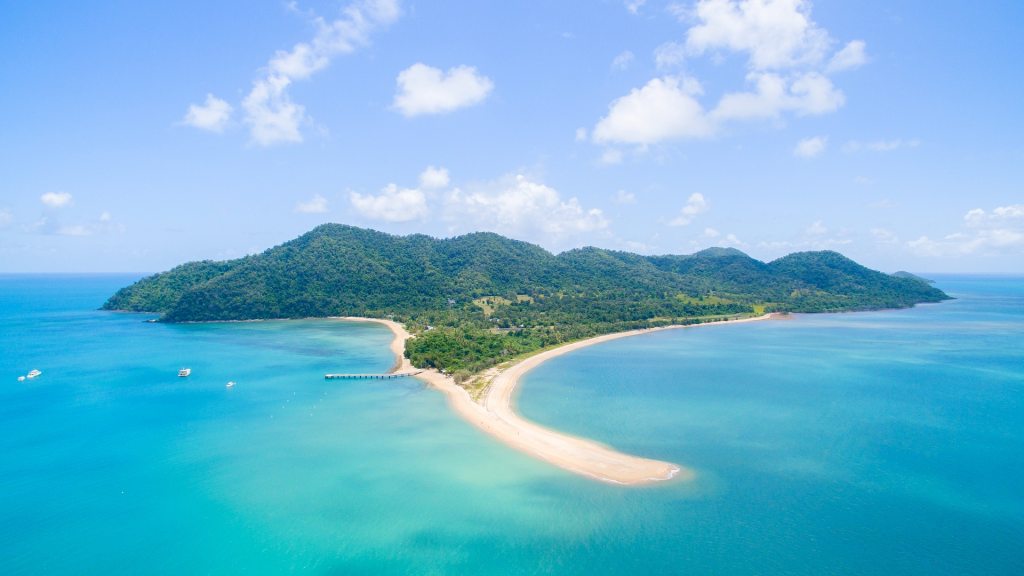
338,314,774,486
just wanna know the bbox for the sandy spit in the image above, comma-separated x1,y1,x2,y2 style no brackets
336,315,773,486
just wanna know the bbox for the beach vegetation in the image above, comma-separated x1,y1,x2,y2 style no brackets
103,224,951,377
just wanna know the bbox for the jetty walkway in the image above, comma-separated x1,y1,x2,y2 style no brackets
324,371,423,380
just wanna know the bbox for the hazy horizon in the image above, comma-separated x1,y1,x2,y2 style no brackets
2,1,1021,274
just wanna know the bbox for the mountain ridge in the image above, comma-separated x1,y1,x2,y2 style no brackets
103,224,951,376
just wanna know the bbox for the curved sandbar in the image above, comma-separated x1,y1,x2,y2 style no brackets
339,315,772,485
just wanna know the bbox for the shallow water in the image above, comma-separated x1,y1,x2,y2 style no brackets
1,274,1022,574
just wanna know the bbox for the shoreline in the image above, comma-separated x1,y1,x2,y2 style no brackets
338,314,774,486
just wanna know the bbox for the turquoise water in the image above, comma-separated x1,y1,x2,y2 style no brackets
1,275,1022,574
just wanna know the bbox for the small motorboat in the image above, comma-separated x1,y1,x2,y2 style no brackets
178,368,192,377
225,381,235,388
26,369,42,379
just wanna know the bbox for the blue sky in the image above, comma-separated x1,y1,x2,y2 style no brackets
1,0,1021,273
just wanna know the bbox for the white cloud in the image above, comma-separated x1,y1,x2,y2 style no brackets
907,204,1024,257
590,0,862,153
243,75,305,146
592,71,841,147
611,50,635,71
295,194,329,214
805,220,827,235
625,0,647,14
654,41,687,69
350,184,428,222
419,166,450,189
33,211,124,237
669,193,709,226
614,190,637,204
713,71,844,120
846,139,921,152
575,127,588,142
793,135,826,158
0,208,12,228
443,174,608,243
593,76,714,144
721,232,745,247
393,63,494,117
600,149,624,165
703,227,720,238
182,94,233,132
685,0,832,70
964,204,1024,228
827,40,867,73
41,191,73,208
238,0,401,146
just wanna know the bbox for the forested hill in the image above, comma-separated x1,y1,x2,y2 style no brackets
104,224,949,377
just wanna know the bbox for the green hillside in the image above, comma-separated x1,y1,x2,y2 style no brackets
103,224,950,379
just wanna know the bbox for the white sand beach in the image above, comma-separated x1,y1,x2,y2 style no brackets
339,315,773,485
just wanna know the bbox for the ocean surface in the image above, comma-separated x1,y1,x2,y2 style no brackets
1,274,1022,575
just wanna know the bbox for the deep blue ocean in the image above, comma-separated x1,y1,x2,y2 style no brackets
1,274,1022,574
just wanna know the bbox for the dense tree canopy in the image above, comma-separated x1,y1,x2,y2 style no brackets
103,224,950,375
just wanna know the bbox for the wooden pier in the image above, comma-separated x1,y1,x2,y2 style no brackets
325,371,423,380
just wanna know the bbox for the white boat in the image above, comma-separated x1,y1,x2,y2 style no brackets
225,381,235,388
178,368,191,377
17,376,25,382
26,369,41,379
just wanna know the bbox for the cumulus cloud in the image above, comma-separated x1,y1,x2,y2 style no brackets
41,191,73,208
964,204,1024,228
32,210,125,237
443,174,608,244
611,50,635,71
182,94,233,132
721,232,745,247
907,204,1024,257
350,184,428,222
593,76,714,144
826,40,867,73
625,0,647,14
590,0,862,148
793,135,826,158
214,0,402,146
393,63,493,117
243,75,305,146
0,208,12,228
295,194,329,214
685,0,831,70
419,166,450,189
713,71,844,120
669,193,709,226
575,127,588,142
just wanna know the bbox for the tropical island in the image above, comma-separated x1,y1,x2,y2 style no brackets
104,224,948,378
103,224,950,484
